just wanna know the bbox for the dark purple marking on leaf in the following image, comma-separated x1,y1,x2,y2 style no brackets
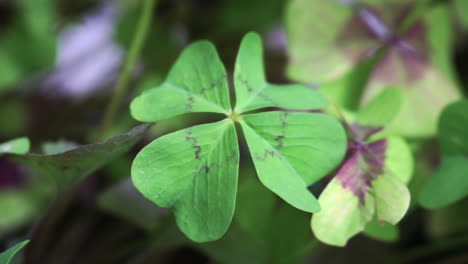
236,75,277,106
197,151,239,176
237,75,254,93
185,93,194,112
201,162,218,174
275,112,289,148
226,151,239,164
275,135,285,148
254,149,280,161
185,128,201,159
337,138,387,204
200,74,227,94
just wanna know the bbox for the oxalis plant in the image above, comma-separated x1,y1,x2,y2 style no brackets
130,32,348,242
312,87,413,246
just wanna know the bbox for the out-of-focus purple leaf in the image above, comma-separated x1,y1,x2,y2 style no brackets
45,3,123,100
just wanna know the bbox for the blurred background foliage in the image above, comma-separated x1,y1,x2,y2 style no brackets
0,0,468,263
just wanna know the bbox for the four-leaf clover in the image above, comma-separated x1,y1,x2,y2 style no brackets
130,32,347,242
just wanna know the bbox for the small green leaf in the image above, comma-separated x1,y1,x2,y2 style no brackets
419,155,468,209
312,179,375,247
130,41,230,122
356,87,403,127
0,138,30,155
372,171,411,225
240,111,347,212
419,100,468,209
0,240,29,264
438,100,468,155
132,120,239,242
234,32,328,113
9,124,150,190
385,136,414,184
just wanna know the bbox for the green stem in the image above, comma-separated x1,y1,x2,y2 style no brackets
96,0,157,141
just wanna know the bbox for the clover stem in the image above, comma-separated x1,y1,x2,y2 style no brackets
96,0,158,141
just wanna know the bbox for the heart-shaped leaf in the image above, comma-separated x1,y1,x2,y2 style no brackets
131,41,231,122
240,111,347,212
132,120,239,242
419,156,468,209
234,32,327,113
312,178,375,247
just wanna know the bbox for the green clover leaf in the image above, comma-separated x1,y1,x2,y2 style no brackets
419,100,468,209
131,32,347,242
